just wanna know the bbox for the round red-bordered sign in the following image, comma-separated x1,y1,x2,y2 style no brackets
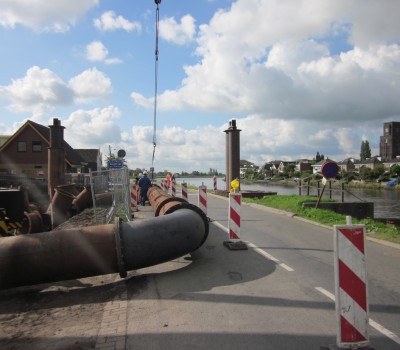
321,161,339,179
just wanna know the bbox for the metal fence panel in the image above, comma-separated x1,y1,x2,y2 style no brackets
89,168,131,224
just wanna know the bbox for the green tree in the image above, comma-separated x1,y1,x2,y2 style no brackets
371,164,385,179
390,164,400,177
359,166,372,181
283,164,296,178
360,140,372,161
245,168,255,180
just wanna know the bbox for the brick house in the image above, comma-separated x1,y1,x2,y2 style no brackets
0,119,101,179
295,159,312,173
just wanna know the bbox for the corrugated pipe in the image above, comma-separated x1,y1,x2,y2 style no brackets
0,189,209,289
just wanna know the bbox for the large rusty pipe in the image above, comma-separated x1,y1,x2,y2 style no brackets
0,204,209,289
0,223,118,289
147,185,187,216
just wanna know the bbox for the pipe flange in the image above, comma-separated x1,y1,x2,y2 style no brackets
114,217,127,278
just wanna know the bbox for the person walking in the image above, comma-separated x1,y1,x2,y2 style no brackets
138,171,152,206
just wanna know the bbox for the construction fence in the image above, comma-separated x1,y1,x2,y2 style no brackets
89,168,132,224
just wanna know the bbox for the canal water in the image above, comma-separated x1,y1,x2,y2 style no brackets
176,177,400,219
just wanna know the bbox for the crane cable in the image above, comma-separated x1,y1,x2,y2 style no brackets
151,0,161,168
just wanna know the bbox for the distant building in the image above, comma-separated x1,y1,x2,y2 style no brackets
353,156,382,172
337,158,356,173
239,160,259,178
379,121,400,161
295,159,312,173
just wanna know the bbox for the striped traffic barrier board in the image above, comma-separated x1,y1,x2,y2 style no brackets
198,185,207,214
171,178,176,197
333,222,369,348
181,182,188,201
130,184,138,212
228,193,241,241
160,179,167,192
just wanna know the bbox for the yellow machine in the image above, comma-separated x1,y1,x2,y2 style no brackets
0,189,25,236
0,208,22,236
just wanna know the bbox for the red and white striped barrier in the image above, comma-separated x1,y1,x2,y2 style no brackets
228,193,241,241
161,179,168,192
213,176,217,191
171,178,176,197
334,220,369,348
198,185,207,214
130,184,138,212
181,182,188,202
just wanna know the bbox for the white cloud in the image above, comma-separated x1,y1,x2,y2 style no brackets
0,66,113,118
93,10,141,32
85,41,122,64
132,0,400,126
0,66,73,115
86,41,108,61
105,58,123,65
120,123,225,173
64,106,122,147
68,67,112,103
159,14,196,45
0,0,98,32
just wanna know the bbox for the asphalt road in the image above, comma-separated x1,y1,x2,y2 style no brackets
1,191,399,350
116,192,400,349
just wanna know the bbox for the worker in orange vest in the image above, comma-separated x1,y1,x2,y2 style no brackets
166,172,171,188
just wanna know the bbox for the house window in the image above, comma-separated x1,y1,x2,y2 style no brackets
32,141,42,152
17,141,27,152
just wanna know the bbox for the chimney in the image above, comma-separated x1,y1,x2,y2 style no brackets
48,118,66,197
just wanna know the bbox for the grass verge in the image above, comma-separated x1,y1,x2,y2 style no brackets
243,195,400,245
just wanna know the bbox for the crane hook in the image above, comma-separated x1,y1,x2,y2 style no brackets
155,0,161,4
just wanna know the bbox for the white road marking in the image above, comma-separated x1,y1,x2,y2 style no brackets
212,220,229,233
315,286,400,345
211,221,294,272
246,242,295,272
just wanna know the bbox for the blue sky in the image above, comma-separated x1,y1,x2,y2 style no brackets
1,0,400,173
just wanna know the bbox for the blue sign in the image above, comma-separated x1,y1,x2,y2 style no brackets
321,161,339,179
108,160,123,169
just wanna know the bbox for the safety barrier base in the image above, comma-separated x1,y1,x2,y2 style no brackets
223,240,248,250
320,345,374,350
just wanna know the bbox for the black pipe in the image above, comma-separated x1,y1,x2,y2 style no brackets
120,208,208,271
0,207,209,290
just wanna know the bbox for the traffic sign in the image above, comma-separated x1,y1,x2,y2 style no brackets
117,149,126,158
321,161,339,179
108,160,123,169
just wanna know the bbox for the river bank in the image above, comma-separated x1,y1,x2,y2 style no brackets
248,178,398,189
